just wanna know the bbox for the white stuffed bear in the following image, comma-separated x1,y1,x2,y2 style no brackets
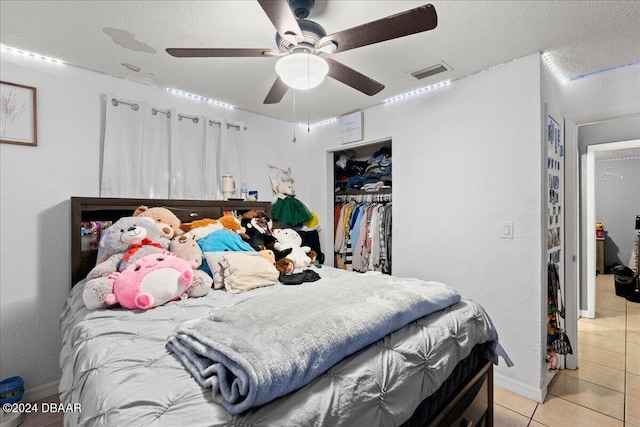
272,228,312,269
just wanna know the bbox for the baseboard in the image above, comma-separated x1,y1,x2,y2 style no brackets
493,373,544,403
580,309,595,319
23,381,59,403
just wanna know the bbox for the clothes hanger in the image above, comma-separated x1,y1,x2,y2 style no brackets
596,168,623,181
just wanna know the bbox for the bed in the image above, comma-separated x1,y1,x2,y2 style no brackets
60,197,510,427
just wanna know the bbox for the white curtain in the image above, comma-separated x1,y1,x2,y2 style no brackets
217,122,246,199
101,96,145,197
205,121,222,199
101,95,221,200
140,108,172,198
170,114,206,199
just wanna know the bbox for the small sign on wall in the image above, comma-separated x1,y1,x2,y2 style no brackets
340,111,363,144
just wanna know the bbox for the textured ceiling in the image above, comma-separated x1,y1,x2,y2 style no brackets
1,1,639,123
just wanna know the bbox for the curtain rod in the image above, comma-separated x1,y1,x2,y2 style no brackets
111,98,242,130
151,108,171,118
178,113,198,123
111,98,139,111
227,122,247,131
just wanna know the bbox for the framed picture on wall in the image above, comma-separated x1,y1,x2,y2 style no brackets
0,81,38,147
339,111,363,144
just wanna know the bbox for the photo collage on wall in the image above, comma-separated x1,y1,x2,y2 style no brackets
547,116,563,262
546,113,571,368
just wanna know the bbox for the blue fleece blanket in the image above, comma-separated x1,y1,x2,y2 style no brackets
166,272,461,415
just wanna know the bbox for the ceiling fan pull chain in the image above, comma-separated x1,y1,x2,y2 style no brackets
307,53,311,133
307,87,311,133
292,89,297,143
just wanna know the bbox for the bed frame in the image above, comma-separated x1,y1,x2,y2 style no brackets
70,197,272,287
68,196,493,426
419,354,493,427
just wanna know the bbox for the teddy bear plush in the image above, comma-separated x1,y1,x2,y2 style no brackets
169,234,214,297
82,216,170,310
272,228,312,269
133,205,184,240
105,251,195,310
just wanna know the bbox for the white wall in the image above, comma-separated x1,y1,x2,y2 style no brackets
307,53,545,400
0,53,313,395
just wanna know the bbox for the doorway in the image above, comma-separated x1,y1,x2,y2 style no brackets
583,140,640,319
564,114,640,370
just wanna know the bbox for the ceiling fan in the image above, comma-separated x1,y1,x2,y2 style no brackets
166,0,437,104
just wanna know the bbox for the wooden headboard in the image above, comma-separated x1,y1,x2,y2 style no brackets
70,197,272,287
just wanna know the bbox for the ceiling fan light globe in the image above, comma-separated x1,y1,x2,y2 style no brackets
275,53,328,90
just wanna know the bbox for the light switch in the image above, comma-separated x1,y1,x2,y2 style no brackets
501,221,514,239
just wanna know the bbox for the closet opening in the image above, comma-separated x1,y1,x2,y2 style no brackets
328,137,393,274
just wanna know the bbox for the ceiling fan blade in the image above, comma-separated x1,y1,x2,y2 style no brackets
257,0,303,45
166,48,279,57
264,76,289,104
326,58,384,96
319,4,437,54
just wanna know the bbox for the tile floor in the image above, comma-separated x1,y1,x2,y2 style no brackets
19,274,639,426
494,274,639,427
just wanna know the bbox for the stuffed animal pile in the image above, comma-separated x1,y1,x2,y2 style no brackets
83,208,216,311
82,203,322,311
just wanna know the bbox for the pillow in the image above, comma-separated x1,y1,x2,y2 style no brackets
203,251,265,289
219,252,279,293
202,252,228,289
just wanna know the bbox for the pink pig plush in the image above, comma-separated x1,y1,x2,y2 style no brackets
105,251,195,310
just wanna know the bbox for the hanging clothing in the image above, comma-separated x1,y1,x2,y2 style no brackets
334,198,391,274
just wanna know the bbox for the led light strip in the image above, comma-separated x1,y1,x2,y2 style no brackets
384,80,451,105
571,61,640,81
2,43,235,109
302,117,338,128
541,53,570,83
164,88,234,109
11,42,631,129
1,43,64,64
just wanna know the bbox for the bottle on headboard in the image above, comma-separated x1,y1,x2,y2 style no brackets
240,183,248,201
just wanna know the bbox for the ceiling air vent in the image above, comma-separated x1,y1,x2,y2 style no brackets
410,62,451,80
